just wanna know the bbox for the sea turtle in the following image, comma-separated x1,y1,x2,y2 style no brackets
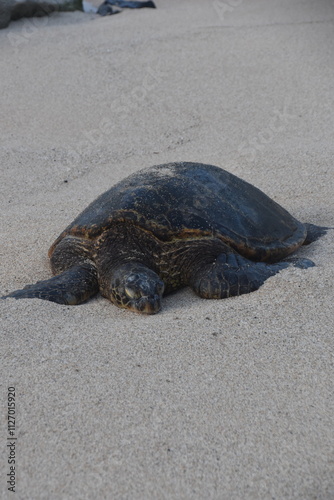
2,162,328,314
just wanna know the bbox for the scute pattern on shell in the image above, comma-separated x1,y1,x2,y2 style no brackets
49,162,306,262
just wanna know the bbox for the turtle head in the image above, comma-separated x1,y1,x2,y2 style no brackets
110,263,165,314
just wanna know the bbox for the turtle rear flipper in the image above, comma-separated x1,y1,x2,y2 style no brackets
2,263,98,305
303,223,331,245
189,252,315,299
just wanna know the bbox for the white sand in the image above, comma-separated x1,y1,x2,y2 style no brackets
1,1,334,498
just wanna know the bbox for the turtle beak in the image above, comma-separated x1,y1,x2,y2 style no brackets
129,294,162,314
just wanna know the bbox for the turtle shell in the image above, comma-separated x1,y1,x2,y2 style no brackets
49,162,307,262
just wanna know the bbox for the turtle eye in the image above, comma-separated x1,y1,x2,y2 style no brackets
125,286,141,300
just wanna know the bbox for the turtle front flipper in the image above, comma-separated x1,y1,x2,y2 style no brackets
2,263,99,305
189,252,315,300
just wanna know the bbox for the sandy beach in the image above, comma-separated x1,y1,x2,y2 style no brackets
1,0,334,498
